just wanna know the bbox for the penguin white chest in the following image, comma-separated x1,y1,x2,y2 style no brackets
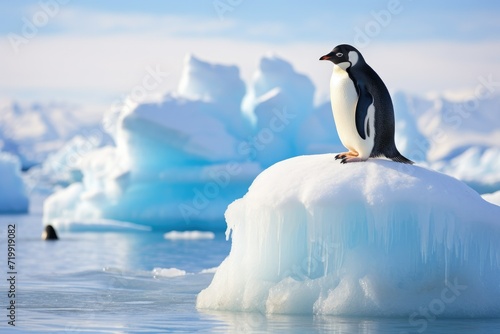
329,65,375,158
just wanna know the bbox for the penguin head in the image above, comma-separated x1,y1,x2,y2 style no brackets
320,44,364,70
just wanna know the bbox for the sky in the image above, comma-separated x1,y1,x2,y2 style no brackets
1,0,500,111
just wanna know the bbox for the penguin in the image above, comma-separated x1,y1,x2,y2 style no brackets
42,224,58,241
319,44,413,164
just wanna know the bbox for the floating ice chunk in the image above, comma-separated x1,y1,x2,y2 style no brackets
197,154,500,316
164,231,215,240
152,267,187,278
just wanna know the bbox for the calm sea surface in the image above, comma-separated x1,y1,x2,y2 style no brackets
1,196,499,333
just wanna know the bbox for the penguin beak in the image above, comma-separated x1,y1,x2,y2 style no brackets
319,52,334,61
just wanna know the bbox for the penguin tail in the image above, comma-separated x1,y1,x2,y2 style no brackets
389,153,414,165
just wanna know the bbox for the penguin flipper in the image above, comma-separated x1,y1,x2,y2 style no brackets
354,82,373,140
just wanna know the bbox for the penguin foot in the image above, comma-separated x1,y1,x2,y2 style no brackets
340,156,367,164
335,151,357,160
335,153,347,160
336,151,359,162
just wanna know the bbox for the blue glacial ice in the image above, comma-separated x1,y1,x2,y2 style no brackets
0,151,29,213
43,55,350,231
197,154,500,317
44,54,336,231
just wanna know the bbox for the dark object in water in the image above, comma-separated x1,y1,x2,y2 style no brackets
42,224,58,240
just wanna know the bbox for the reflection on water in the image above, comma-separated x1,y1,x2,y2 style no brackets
201,310,500,334
1,200,500,333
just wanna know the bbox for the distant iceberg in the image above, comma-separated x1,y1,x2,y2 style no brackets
43,55,262,231
43,55,341,231
42,102,261,230
431,146,500,194
395,92,500,193
197,154,500,317
0,152,29,213
0,100,105,170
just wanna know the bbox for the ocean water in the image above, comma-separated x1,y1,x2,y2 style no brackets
1,196,500,333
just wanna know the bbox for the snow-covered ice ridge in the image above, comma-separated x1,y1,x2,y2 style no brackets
42,54,500,230
0,100,107,170
197,154,500,316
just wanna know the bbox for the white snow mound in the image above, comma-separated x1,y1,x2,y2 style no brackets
197,154,500,317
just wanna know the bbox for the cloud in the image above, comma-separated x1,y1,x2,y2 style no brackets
53,8,237,36
1,7,500,107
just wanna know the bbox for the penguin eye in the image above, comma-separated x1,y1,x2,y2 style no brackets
336,52,343,57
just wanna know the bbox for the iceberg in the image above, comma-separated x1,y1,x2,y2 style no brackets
384,92,500,193
392,92,430,162
0,99,103,169
43,109,261,230
431,146,500,194
242,54,317,167
43,55,345,231
178,54,249,137
43,56,263,231
298,102,344,155
25,133,109,193
405,93,500,162
0,152,29,213
197,154,500,317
